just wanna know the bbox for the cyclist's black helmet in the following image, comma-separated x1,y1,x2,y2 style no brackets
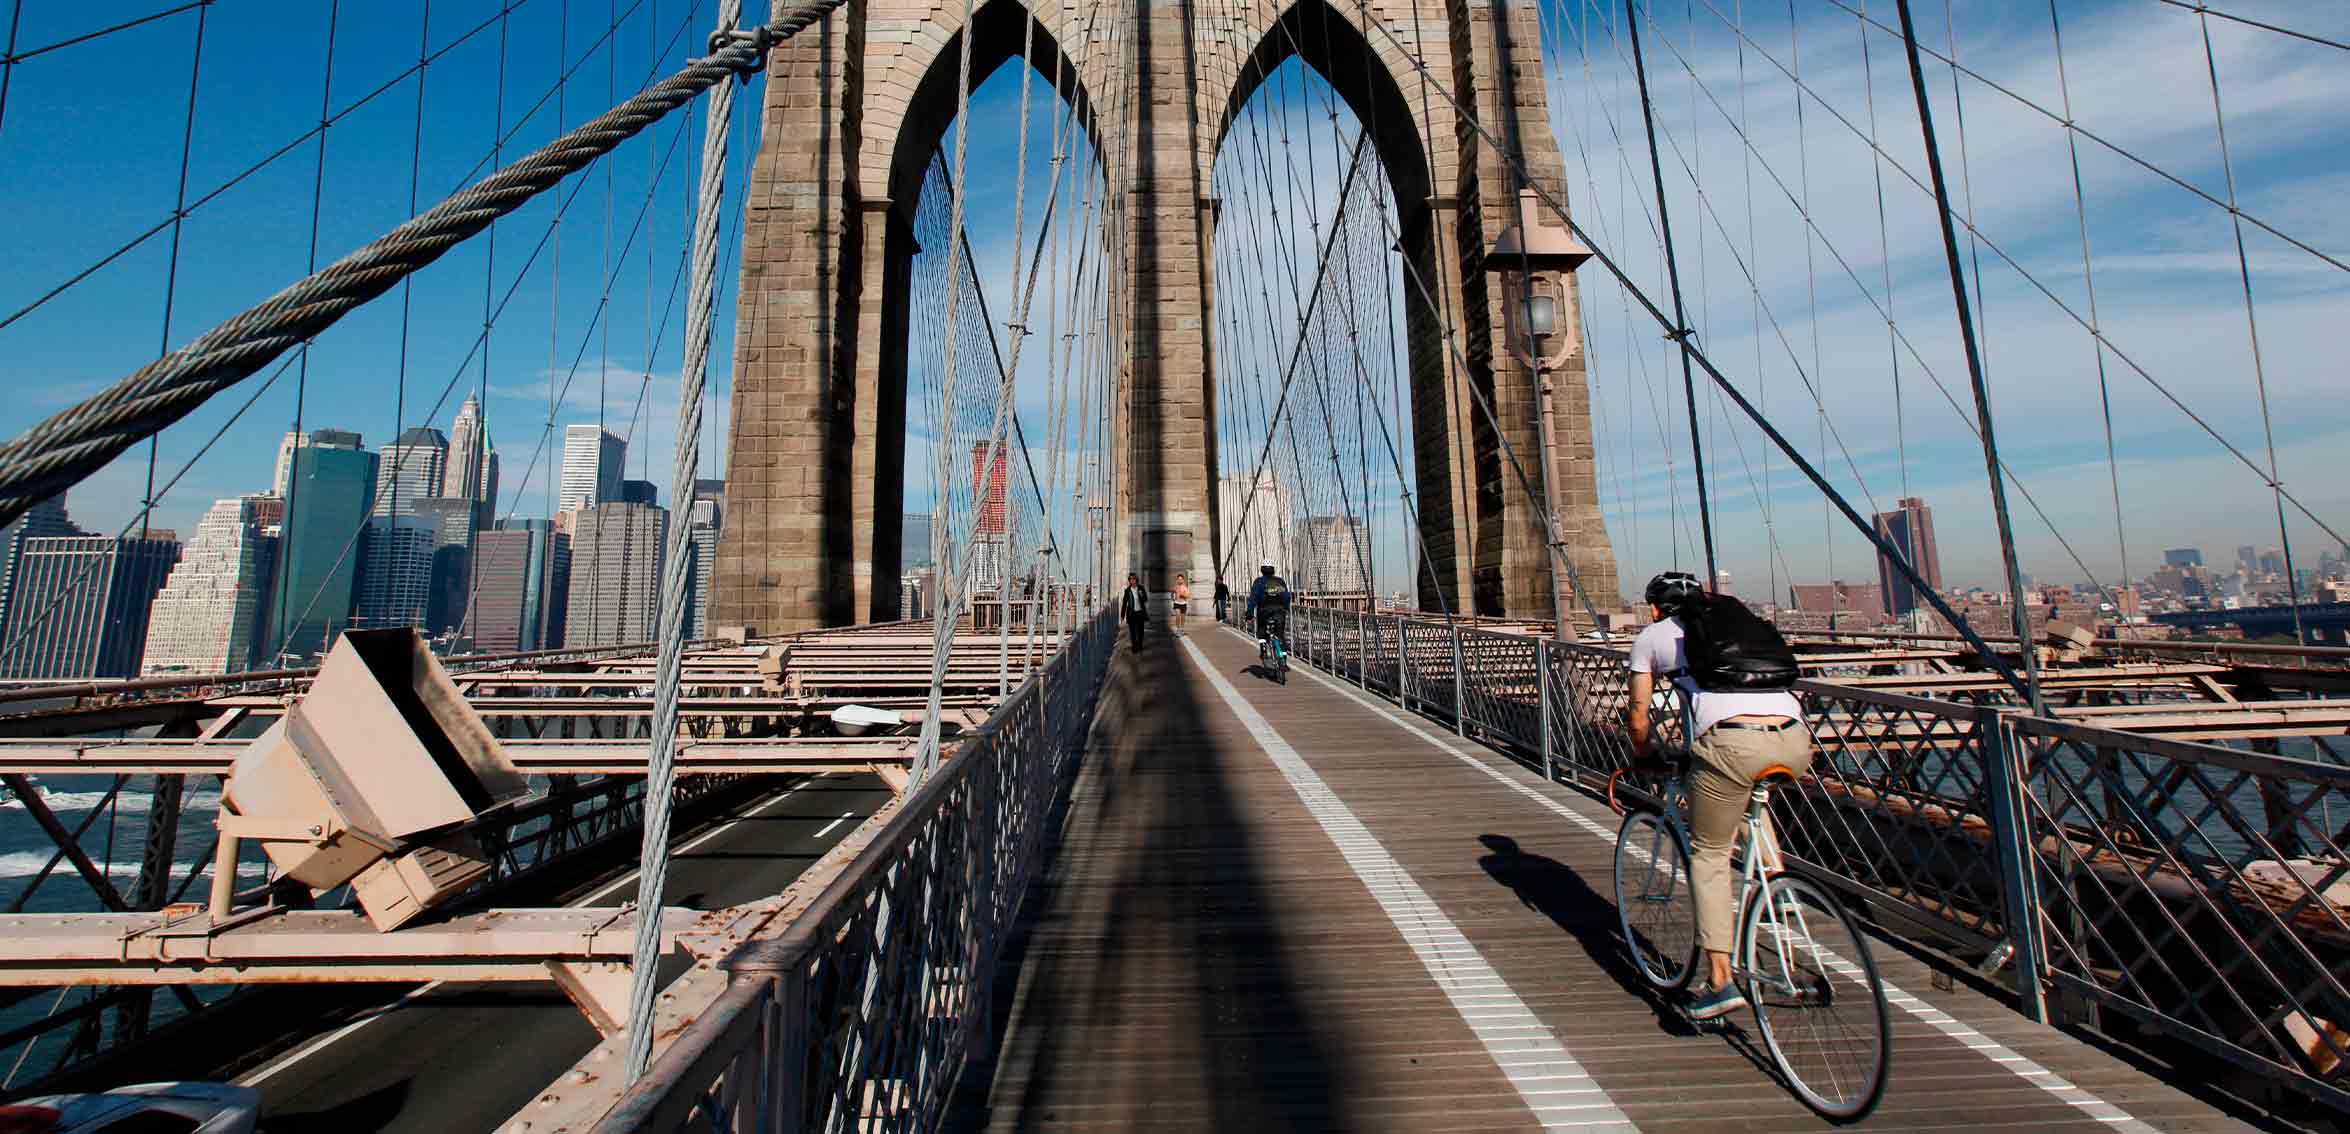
1644,570,1704,613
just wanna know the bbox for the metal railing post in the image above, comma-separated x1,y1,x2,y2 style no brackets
1451,626,1467,737
1537,638,1555,783
1981,710,2050,1024
772,972,808,1134
1356,610,1368,687
1401,620,1418,711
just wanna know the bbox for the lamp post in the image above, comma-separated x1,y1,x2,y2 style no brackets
1486,188,1594,640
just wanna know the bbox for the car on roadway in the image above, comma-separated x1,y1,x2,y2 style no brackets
0,1082,258,1134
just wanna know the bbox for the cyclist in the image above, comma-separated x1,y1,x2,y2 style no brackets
1626,570,1812,1021
1246,560,1291,664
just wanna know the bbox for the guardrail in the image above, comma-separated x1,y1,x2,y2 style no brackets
1274,603,2350,1115
587,604,1118,1131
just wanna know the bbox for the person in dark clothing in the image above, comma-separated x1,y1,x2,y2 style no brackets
1214,579,1231,624
1120,573,1150,649
1246,561,1291,651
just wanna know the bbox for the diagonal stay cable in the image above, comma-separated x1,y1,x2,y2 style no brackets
1355,0,2025,692
1213,132,1369,589
1682,0,2350,553
1629,17,2115,599
0,0,557,337
0,0,852,531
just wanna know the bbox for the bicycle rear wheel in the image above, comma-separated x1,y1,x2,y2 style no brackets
1612,809,1697,991
1742,874,1891,1120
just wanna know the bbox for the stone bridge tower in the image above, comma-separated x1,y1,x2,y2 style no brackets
715,0,1619,633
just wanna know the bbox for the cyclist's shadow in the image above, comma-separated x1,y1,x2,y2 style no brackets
1475,833,1698,1037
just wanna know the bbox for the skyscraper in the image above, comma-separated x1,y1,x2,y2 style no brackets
1218,473,1295,581
2163,548,2204,569
560,426,626,512
0,493,82,636
564,502,666,646
1303,516,1368,593
358,494,477,636
373,426,449,517
272,431,302,498
269,436,377,660
971,442,1010,536
0,534,179,679
142,496,278,675
687,484,723,640
970,443,1011,591
621,479,658,506
443,394,499,507
902,512,934,570
356,515,439,632
1871,496,1942,618
468,519,565,653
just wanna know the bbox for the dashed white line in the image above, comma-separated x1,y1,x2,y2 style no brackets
814,810,856,839
1178,634,1639,1133
1279,643,2159,1131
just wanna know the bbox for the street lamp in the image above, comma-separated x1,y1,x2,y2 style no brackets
1486,188,1594,638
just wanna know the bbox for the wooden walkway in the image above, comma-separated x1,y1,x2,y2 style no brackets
950,625,2257,1132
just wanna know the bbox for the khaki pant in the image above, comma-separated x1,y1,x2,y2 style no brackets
1688,722,1813,954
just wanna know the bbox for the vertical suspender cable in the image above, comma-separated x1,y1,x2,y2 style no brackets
622,0,752,1083
1890,0,2044,714
1622,0,1715,585
915,0,983,786
2196,7,2303,642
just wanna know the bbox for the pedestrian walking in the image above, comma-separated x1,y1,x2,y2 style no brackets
1214,579,1231,624
1121,573,1150,650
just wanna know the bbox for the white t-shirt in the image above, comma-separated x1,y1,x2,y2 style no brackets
1627,617,1803,738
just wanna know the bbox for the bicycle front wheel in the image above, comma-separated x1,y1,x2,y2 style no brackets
1612,809,1697,991
1741,874,1891,1120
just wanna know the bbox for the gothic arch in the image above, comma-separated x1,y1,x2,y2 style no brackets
1198,0,1483,612
862,0,1113,211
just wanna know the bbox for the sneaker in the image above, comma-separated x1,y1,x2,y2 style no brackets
1685,981,1748,1021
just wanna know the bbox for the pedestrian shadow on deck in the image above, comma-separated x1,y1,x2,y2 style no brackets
949,624,1359,1130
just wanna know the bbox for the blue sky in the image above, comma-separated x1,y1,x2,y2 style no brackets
2,0,2345,604
1546,0,2350,596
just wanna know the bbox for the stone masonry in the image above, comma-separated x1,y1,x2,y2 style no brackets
716,0,1617,633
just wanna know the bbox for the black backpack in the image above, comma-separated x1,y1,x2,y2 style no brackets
1259,575,1290,605
1672,593,1798,692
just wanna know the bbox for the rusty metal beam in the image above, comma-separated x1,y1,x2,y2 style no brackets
0,907,700,987
0,737,938,776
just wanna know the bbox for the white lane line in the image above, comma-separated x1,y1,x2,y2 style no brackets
814,811,856,839
1280,646,2160,1132
241,779,824,1087
1177,635,1638,1134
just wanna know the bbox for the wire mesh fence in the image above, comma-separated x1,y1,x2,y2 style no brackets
1286,601,2350,1114
588,604,1117,1132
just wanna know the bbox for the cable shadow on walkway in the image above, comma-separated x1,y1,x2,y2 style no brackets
950,634,1364,1130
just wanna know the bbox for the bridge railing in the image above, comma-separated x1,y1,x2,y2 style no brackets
590,604,1119,1132
1281,603,2350,1115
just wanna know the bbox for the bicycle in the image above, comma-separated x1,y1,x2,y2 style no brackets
1255,619,1289,684
1609,754,1892,1119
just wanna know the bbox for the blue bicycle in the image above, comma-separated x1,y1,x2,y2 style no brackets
1256,621,1289,684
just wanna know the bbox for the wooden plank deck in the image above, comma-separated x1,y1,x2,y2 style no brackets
951,625,2258,1132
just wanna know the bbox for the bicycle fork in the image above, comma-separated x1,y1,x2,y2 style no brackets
1739,789,1821,1002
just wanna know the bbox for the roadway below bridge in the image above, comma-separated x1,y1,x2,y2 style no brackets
225,774,892,1133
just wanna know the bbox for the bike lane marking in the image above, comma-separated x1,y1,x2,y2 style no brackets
1179,634,1640,1133
1281,644,2157,1132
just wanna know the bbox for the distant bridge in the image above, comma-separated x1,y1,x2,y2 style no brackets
2151,603,2350,647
